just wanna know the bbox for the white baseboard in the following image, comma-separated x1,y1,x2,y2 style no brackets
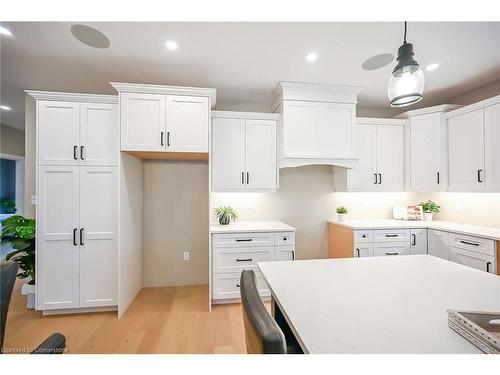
42,306,118,316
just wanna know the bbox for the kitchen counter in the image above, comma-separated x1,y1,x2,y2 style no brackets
210,220,295,234
328,219,500,241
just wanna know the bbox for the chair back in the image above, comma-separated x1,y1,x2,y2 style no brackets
240,270,287,354
0,261,19,352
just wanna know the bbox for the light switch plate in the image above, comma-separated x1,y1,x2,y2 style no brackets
31,195,36,206
183,251,190,261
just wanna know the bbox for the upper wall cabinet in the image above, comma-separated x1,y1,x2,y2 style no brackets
447,96,500,192
110,83,216,159
31,93,119,167
333,118,405,192
271,82,362,169
211,111,278,192
396,105,460,192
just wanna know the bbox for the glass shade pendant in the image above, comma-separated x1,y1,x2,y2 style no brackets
388,22,425,107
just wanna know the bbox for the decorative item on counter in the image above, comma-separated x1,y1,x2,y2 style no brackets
406,205,423,221
336,206,348,222
419,200,440,221
214,206,238,226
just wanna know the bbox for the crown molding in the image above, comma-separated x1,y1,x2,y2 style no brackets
211,110,280,121
446,95,500,119
356,117,407,126
394,104,462,119
25,90,118,104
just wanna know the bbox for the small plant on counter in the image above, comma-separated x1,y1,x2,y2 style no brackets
419,200,440,221
214,206,238,225
336,206,348,222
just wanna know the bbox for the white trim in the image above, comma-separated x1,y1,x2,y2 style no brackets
356,117,407,126
279,157,358,170
109,82,217,107
0,153,24,216
42,306,117,315
394,104,462,119
211,110,280,121
446,95,500,119
25,90,118,104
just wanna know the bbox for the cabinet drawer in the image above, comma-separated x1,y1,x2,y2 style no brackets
448,233,494,257
212,232,275,248
373,242,411,256
354,230,373,243
213,247,273,274
275,232,295,246
449,247,495,274
373,229,411,243
212,272,270,300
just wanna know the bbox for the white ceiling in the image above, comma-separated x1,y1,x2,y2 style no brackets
1,22,500,130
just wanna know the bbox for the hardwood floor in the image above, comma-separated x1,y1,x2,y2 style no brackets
4,281,264,354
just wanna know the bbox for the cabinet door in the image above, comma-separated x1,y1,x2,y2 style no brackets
38,101,80,165
347,124,377,191
275,245,295,261
449,247,495,274
410,229,428,255
120,92,166,151
428,229,449,260
354,243,373,257
484,103,500,192
376,125,404,191
79,167,118,307
211,118,246,192
165,95,209,153
80,103,119,166
448,109,485,192
410,113,443,191
245,119,277,191
37,166,79,310
283,101,354,158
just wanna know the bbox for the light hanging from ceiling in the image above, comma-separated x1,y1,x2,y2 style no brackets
388,22,425,107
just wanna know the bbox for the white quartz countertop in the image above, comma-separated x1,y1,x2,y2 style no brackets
259,255,500,353
328,219,500,241
210,221,295,234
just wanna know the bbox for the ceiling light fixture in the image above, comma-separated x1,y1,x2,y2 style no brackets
388,22,425,107
306,52,318,62
0,25,12,36
0,105,12,111
165,41,178,50
425,63,439,71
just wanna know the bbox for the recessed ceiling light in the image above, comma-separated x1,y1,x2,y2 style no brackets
306,52,318,62
0,105,12,111
425,63,439,71
0,25,12,36
165,41,178,50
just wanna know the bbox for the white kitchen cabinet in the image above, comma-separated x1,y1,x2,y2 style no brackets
120,92,166,152
38,101,80,165
449,247,495,274
346,124,377,190
484,102,500,191
373,242,411,256
410,229,428,255
355,243,373,257
165,95,209,153
448,109,485,192
211,112,278,192
376,125,404,192
428,229,449,260
37,166,80,310
79,167,118,308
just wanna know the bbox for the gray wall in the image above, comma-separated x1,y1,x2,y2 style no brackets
0,124,25,157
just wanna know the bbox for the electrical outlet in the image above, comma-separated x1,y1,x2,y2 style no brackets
183,251,190,261
31,195,36,206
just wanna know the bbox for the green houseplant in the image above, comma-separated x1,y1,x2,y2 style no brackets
0,215,36,309
214,206,238,225
336,206,348,222
419,200,440,221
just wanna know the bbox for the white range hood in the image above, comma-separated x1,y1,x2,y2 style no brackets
272,82,363,169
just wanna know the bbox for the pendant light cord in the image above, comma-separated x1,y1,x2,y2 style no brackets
404,21,407,44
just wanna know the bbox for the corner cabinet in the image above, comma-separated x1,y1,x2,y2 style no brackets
211,111,278,192
111,82,216,158
333,118,406,192
447,96,500,192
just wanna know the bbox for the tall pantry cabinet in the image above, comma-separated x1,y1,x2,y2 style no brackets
29,92,119,313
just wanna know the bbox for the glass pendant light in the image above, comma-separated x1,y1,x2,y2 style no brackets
388,22,425,107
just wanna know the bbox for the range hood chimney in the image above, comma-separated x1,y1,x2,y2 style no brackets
271,82,363,169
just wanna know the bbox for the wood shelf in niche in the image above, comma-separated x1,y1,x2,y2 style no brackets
122,151,209,161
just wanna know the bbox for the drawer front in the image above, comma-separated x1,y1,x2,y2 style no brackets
212,272,270,300
449,247,495,274
212,232,275,248
448,233,494,257
275,245,295,261
213,247,274,274
373,229,411,243
354,243,373,257
275,232,295,246
354,230,373,243
373,242,411,256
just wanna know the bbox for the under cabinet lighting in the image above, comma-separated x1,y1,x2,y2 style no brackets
306,52,318,62
0,105,11,111
0,25,12,36
165,41,178,50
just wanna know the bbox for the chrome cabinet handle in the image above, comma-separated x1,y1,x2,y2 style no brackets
486,262,492,273
80,228,84,246
236,258,253,262
73,228,77,246
478,169,483,183
459,240,479,246
73,145,78,160
236,238,252,242
80,145,85,160
385,252,399,255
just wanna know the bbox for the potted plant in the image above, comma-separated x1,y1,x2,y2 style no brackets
419,200,440,221
0,215,36,309
214,206,238,226
336,206,348,222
